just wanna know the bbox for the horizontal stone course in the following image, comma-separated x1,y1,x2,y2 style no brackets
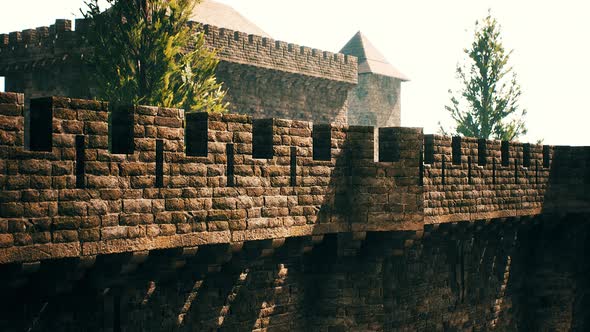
0,93,425,263
0,20,357,84
422,134,589,223
0,93,587,265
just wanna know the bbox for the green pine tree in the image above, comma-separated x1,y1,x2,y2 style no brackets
82,0,228,113
442,12,527,141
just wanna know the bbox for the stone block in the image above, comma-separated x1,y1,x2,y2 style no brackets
53,230,79,243
0,233,14,248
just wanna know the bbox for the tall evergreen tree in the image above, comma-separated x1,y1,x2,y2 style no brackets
82,0,227,112
442,12,526,141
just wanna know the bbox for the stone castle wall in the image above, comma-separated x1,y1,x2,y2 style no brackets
0,19,357,124
347,74,401,127
215,62,350,125
1,217,588,331
1,91,589,265
0,90,589,331
0,92,423,264
423,135,590,223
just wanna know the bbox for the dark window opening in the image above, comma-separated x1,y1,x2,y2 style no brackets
378,128,400,162
452,136,462,165
313,124,332,161
226,143,235,187
155,139,164,188
543,145,551,168
26,97,53,151
424,135,435,164
76,135,85,189
185,112,208,157
109,105,135,154
523,143,531,168
477,139,487,166
501,141,510,166
252,119,274,159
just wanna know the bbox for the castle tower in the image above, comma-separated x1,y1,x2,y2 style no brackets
0,1,356,124
340,32,409,127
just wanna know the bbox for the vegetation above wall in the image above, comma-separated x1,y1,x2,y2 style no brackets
442,11,527,141
82,0,228,113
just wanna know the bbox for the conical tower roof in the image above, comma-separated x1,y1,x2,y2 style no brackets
190,0,271,38
340,31,409,81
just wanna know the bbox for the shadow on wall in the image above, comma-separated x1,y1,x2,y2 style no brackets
0,91,425,331
2,90,590,330
542,146,590,213
216,63,351,125
0,92,422,266
516,146,590,331
519,213,590,331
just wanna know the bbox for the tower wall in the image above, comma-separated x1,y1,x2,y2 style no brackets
347,73,401,127
0,20,357,125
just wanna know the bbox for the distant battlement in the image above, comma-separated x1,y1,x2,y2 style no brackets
0,19,79,72
0,19,72,47
4,9,589,332
0,92,420,264
0,91,588,265
198,23,357,83
0,19,358,84
422,135,590,223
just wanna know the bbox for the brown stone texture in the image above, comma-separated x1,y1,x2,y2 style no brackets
0,92,423,264
0,20,356,124
348,73,402,127
0,89,589,331
0,91,589,266
216,62,350,125
1,12,589,332
0,218,588,331
422,135,590,223
198,24,357,84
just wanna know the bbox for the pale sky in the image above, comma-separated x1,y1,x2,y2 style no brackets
1,0,589,145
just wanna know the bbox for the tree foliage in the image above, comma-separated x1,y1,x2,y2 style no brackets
442,12,526,141
82,0,228,112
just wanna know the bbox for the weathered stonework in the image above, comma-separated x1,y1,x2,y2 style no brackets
215,63,350,125
348,74,401,127
0,6,588,331
1,217,588,331
0,90,588,331
0,19,356,125
340,31,408,129
0,92,424,264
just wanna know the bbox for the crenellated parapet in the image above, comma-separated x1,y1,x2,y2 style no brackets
0,19,356,124
0,19,357,84
197,24,357,84
423,134,590,223
0,92,422,264
0,92,588,264
0,19,81,72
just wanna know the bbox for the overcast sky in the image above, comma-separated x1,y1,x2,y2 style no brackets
1,0,589,145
